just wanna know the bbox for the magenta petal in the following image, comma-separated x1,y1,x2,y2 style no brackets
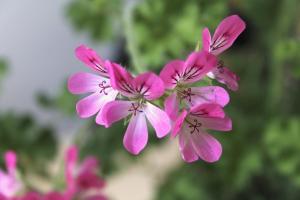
211,15,246,55
190,103,225,118
144,102,171,138
200,116,232,131
172,110,188,138
202,28,211,52
189,86,229,107
5,151,17,175
75,45,108,76
133,72,165,100
191,130,222,163
100,100,132,127
178,128,198,163
164,93,179,121
183,51,218,84
68,72,105,94
213,67,239,91
159,60,185,89
123,112,148,155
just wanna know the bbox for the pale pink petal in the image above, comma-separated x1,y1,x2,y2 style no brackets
172,110,188,138
178,126,198,163
164,93,179,121
190,103,225,118
202,28,211,52
68,72,107,94
188,86,229,107
75,45,108,76
133,72,165,100
199,116,232,131
76,89,118,118
190,130,222,162
210,15,246,55
107,61,136,97
100,100,132,127
159,60,185,89
212,66,239,91
123,112,148,155
183,51,218,84
144,102,171,138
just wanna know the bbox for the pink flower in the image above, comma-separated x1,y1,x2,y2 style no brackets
202,15,246,91
101,63,171,155
68,45,118,124
64,146,106,200
160,51,229,120
172,103,232,163
0,151,22,198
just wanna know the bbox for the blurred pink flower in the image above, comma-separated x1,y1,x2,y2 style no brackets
202,15,246,91
160,51,229,120
68,45,118,125
101,63,171,155
172,104,232,163
0,151,22,198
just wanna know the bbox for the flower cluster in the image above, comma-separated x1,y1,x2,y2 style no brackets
0,147,106,200
68,15,246,162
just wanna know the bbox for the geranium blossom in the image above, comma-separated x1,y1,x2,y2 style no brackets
202,15,246,91
68,45,118,124
172,103,232,163
0,151,22,198
160,51,229,120
101,62,171,155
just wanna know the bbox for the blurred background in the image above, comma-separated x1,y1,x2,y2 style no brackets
0,0,300,199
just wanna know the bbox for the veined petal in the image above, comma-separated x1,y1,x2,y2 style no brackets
172,110,188,138
202,28,211,52
76,89,117,118
188,86,229,107
75,45,108,76
144,102,171,138
159,60,185,89
199,116,232,131
164,93,179,121
100,100,132,127
212,66,239,91
133,72,165,100
190,103,225,118
123,112,148,155
178,126,198,163
210,15,246,55
68,72,107,94
190,130,222,163
183,51,218,84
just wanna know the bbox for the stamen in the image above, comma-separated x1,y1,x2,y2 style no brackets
186,119,202,134
128,103,143,116
98,80,111,95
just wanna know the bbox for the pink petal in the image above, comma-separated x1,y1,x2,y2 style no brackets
172,110,188,138
100,100,132,127
45,192,66,200
79,156,98,173
144,102,171,138
159,60,185,89
65,146,78,185
212,66,239,91
190,103,225,118
178,127,198,163
76,89,118,118
5,151,17,175
133,72,165,100
75,45,108,76
183,51,218,84
190,130,222,163
210,15,246,55
200,116,232,131
188,86,229,107
123,112,148,155
76,171,105,190
164,93,179,121
202,28,211,52
68,72,106,94
107,61,136,97
85,195,107,200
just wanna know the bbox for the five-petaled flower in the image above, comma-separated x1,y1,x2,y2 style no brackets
172,103,232,163
101,62,171,155
160,51,229,120
202,15,246,91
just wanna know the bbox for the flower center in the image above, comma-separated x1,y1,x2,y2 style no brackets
186,119,202,134
128,103,143,116
178,88,195,103
98,80,111,95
